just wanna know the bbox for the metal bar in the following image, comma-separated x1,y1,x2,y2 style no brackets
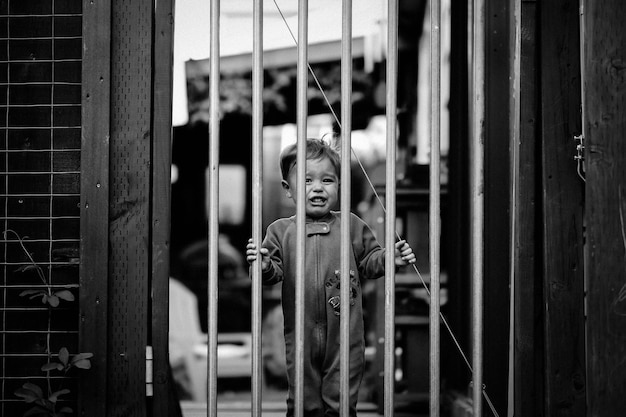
0,59,82,64
384,0,398,415
0,330,79,334
0,149,81,153
0,216,80,220
0,240,80,245
0,36,82,41
0,285,80,289
0,171,81,175
207,0,221,416
0,194,81,197
339,1,353,416
429,0,442,415
508,0,522,414
0,82,81,86
251,0,264,415
0,13,82,18
470,0,486,415
0,353,80,357
0,126,81,130
0,104,81,108
578,0,587,143
295,1,308,416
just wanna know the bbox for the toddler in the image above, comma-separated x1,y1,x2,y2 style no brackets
246,138,415,416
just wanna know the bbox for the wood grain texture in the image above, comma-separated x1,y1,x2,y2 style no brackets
539,0,586,414
79,0,111,416
514,1,543,415
151,0,175,415
584,0,626,414
108,0,153,415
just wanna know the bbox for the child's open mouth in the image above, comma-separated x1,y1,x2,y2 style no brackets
309,196,326,205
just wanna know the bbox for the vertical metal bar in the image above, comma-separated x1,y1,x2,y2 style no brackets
339,1,353,416
508,0,522,414
578,0,587,144
429,0,442,415
384,0,398,415
295,1,308,416
470,0,486,415
251,0,264,415
207,0,220,416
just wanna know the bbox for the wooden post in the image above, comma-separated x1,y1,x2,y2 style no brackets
107,0,153,415
483,0,511,412
539,0,586,414
513,1,543,415
584,0,626,414
79,1,111,416
151,0,175,415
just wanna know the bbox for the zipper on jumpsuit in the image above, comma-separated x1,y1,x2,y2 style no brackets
313,232,324,357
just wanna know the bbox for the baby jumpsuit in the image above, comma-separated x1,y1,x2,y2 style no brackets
261,211,386,417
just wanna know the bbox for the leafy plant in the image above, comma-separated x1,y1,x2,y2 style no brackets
4,230,92,417
14,383,72,417
41,348,93,373
3,230,76,307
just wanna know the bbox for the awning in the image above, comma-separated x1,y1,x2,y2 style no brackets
173,0,386,126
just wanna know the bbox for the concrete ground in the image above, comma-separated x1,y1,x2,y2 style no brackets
180,390,430,417
178,376,430,416
181,401,428,417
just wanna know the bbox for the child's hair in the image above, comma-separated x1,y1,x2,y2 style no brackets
279,138,341,180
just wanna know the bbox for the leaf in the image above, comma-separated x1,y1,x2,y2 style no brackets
41,294,49,304
72,358,92,370
47,295,60,307
71,352,94,362
16,264,41,274
15,382,44,403
14,388,40,403
54,290,74,302
22,383,44,398
48,389,70,403
55,407,74,417
41,362,64,372
58,348,69,367
19,289,46,297
24,405,49,417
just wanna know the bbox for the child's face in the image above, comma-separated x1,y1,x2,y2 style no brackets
282,156,339,219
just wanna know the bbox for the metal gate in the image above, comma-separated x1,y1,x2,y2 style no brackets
203,1,487,416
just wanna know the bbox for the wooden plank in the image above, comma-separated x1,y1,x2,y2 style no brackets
79,1,111,416
151,0,176,415
483,0,511,412
442,0,471,394
584,0,626,414
514,1,542,415
108,1,153,416
539,0,586,415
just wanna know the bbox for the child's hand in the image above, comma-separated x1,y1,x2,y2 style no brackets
246,238,271,272
394,240,416,266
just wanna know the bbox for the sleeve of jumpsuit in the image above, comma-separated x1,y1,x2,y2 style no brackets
350,213,386,280
260,221,285,285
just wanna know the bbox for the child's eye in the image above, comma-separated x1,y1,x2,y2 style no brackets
323,178,336,183
305,178,312,184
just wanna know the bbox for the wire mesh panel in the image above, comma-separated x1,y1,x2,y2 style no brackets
0,0,83,416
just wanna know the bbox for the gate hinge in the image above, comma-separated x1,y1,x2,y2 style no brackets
574,134,586,182
146,346,153,397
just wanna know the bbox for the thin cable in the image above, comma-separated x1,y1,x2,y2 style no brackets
577,1,587,183
272,1,499,415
